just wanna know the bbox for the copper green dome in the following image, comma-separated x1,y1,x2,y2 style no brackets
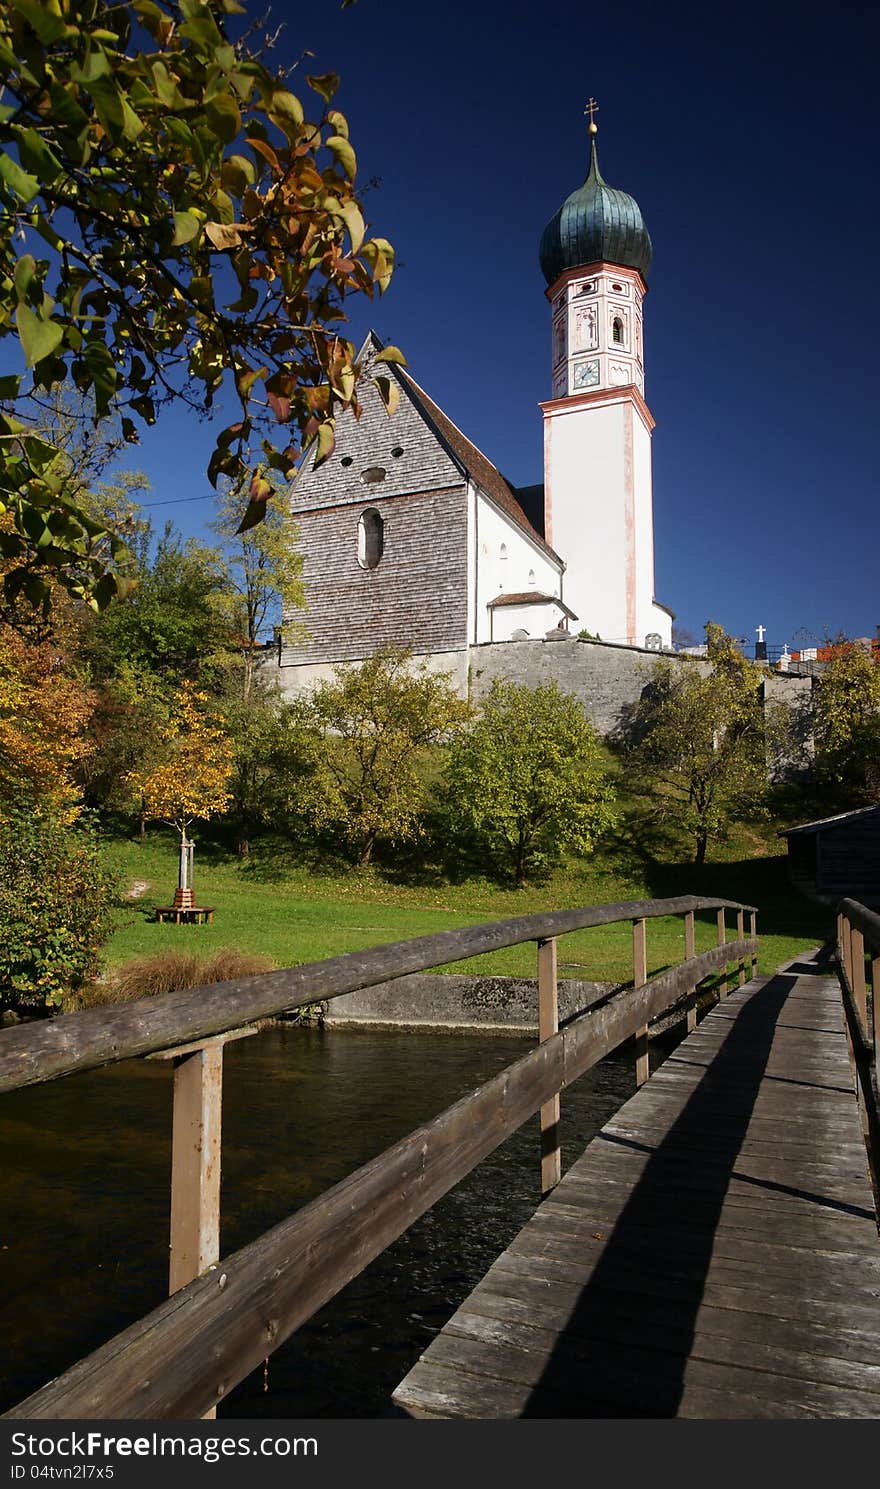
539,135,652,286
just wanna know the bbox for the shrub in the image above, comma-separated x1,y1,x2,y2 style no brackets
0,812,116,1012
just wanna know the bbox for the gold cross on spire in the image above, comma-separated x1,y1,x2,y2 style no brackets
584,97,599,134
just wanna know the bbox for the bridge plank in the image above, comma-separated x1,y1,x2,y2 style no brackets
459,1278,880,1367
487,1251,880,1338
393,956,880,1418
441,1308,880,1397
550,1169,877,1223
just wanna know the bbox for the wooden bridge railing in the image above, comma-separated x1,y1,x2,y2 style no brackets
0,895,757,1420
836,898,880,1192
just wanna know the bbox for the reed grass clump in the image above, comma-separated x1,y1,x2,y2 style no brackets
68,948,275,1010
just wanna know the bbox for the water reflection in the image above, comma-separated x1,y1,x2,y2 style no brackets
0,1024,635,1417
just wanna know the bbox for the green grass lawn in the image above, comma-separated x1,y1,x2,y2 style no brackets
103,815,833,988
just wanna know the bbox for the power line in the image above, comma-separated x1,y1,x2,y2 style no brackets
138,494,218,508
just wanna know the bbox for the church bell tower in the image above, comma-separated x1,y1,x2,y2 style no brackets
538,104,672,648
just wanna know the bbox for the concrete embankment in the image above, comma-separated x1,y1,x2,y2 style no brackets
321,973,618,1035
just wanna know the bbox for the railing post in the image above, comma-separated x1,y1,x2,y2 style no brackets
871,949,880,1066
684,910,697,1032
736,907,745,986
633,918,649,1085
716,908,727,999
537,936,561,1195
150,1026,257,1420
851,927,867,1033
842,915,854,990
750,910,758,980
168,1040,224,1422
169,1043,223,1295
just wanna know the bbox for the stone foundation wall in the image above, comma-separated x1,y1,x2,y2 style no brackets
260,632,815,759
468,636,708,736
469,636,815,749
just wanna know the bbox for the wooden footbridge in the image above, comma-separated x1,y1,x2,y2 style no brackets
0,895,878,1420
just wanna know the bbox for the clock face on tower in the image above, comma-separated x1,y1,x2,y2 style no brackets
573,359,600,390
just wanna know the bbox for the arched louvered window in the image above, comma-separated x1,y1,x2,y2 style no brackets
612,316,624,345
357,508,384,569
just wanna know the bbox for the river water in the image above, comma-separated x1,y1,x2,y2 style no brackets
0,1023,637,1418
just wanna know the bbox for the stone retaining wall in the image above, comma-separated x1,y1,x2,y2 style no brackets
468,635,708,735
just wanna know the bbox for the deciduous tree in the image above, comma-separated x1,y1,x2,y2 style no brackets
78,658,170,832
210,481,303,699
626,624,764,865
125,679,232,852
0,617,95,821
444,679,615,886
220,683,316,857
307,649,470,868
812,644,880,805
0,0,399,611
81,522,231,684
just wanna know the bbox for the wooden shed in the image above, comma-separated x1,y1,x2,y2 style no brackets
779,805,880,903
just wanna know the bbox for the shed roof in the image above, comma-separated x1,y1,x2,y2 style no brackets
778,804,880,838
488,591,577,619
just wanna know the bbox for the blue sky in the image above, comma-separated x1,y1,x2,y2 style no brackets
117,0,878,650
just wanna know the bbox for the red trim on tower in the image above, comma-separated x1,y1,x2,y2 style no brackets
544,260,649,301
543,414,553,547
539,382,655,435
623,400,637,646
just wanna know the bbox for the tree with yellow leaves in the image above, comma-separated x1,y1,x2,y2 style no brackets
126,682,232,906
813,644,880,806
0,620,95,823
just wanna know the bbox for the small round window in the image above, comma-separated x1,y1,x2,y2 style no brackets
357,508,384,570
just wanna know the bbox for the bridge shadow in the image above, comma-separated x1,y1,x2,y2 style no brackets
521,969,797,1417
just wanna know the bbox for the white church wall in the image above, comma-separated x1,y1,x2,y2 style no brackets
650,603,674,646
465,479,478,643
474,489,563,644
490,601,570,641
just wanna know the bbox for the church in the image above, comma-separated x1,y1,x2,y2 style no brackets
273,115,674,698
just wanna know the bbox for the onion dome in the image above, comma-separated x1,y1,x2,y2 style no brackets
539,130,652,286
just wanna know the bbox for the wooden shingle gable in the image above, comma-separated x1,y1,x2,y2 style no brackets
288,333,563,571
288,333,464,514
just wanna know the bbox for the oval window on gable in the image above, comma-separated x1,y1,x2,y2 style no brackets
357,508,384,570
